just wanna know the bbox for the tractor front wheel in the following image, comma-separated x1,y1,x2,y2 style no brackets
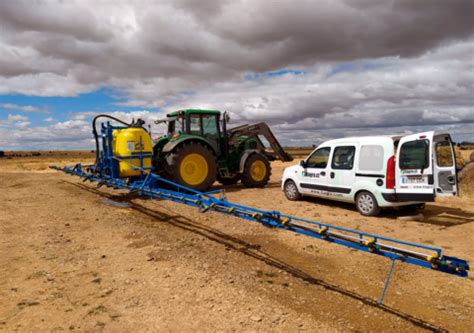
165,142,216,191
241,153,271,188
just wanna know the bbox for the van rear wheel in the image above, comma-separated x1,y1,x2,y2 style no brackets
356,191,381,216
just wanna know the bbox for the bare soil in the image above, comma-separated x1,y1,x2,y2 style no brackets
1,152,473,332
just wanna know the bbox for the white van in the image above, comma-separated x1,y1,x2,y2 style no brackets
282,131,457,216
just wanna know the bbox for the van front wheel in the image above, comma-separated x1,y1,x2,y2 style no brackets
356,191,381,216
284,180,301,201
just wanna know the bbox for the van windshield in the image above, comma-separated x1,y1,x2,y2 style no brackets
399,139,429,170
307,147,331,168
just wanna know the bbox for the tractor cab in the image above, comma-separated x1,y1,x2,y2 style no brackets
156,109,223,155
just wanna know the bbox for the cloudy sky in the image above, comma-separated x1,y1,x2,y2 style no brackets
0,0,473,150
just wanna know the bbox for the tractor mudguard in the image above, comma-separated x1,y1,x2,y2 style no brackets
153,136,169,155
161,136,216,154
239,149,259,173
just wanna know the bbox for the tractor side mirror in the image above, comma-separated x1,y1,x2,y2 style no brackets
299,160,307,168
225,112,230,123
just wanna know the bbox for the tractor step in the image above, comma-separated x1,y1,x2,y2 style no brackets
217,160,231,178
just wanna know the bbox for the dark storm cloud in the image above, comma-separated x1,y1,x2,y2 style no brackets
180,0,474,69
1,0,472,82
0,0,473,148
0,0,113,42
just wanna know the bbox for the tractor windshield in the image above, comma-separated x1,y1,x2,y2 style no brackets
168,116,184,136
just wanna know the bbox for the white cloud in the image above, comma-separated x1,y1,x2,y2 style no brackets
0,110,169,150
0,0,472,98
0,0,473,149
0,103,49,114
0,114,31,131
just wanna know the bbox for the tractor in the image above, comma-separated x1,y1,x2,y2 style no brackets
152,109,293,191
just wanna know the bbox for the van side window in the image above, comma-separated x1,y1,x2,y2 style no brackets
399,140,429,170
307,147,331,168
436,140,453,167
331,146,356,170
359,145,384,171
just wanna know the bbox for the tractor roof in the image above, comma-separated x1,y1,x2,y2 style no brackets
167,109,221,117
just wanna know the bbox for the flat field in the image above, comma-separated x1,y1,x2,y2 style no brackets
1,151,473,332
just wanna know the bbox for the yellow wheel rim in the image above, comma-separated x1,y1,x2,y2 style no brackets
250,160,266,182
179,153,209,186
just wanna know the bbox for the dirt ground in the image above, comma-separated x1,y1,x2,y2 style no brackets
1,152,473,332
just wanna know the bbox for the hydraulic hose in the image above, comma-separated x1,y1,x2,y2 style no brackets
92,114,131,165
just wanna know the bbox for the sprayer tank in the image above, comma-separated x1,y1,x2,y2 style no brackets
112,128,153,177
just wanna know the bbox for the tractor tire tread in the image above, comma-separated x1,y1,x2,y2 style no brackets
241,153,271,188
164,141,216,191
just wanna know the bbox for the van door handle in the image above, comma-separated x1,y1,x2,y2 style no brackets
320,171,326,176
330,172,335,179
447,175,455,185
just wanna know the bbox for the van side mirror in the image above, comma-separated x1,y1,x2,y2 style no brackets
299,160,307,168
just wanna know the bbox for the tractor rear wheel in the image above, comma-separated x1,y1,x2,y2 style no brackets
165,142,216,191
241,153,271,188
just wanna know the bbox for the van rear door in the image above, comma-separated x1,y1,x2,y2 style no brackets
433,133,457,196
395,131,435,202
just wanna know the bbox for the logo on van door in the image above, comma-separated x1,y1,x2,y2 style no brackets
401,169,419,175
309,189,343,198
401,176,427,184
302,171,320,178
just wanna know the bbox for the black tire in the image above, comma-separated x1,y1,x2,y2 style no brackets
217,174,241,186
164,142,216,191
284,180,301,201
241,153,271,188
355,191,381,216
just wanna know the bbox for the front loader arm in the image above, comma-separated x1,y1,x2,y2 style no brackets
229,122,293,162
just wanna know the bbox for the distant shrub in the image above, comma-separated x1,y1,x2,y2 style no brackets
0,151,5,158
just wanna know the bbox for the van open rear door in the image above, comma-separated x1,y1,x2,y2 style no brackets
433,133,458,196
395,131,435,202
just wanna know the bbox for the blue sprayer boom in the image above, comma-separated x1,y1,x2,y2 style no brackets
51,115,469,305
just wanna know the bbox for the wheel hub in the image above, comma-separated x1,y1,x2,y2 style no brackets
358,194,374,213
179,153,209,185
250,160,266,181
286,183,297,198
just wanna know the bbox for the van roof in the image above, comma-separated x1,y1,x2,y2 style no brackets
322,132,449,146
322,135,397,145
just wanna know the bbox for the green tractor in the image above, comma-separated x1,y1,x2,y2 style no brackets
153,109,293,191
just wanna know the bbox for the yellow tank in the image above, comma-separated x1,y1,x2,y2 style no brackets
112,128,153,177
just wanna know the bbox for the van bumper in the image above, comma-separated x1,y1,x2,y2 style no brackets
382,193,435,203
